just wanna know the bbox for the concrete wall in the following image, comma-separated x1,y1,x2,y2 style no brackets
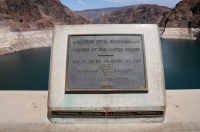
0,90,200,131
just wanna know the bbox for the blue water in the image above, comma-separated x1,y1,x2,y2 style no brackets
0,48,50,90
0,39,199,90
161,39,200,89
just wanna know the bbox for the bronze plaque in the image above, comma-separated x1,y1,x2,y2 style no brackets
66,34,147,93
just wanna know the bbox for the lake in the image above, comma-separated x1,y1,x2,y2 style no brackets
0,39,199,90
161,39,200,89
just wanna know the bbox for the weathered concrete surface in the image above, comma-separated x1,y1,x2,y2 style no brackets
0,30,52,55
0,90,200,131
160,28,200,40
48,24,165,123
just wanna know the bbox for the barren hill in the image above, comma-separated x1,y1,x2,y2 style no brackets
93,4,171,24
159,0,200,28
0,0,90,31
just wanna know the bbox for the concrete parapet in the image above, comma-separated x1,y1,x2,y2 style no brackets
0,90,200,131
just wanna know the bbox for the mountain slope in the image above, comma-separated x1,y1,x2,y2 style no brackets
0,0,90,31
159,0,200,28
190,0,200,28
93,5,171,24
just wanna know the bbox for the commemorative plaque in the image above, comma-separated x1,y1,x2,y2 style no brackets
66,34,147,93
48,25,166,123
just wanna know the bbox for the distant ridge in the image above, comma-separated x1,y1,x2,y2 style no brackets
75,5,140,21
93,4,171,24
83,0,200,28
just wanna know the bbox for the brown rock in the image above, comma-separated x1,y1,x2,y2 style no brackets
190,1,200,28
159,0,200,28
0,0,90,31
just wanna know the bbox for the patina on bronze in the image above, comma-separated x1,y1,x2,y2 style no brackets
107,111,163,118
51,110,163,118
66,34,148,93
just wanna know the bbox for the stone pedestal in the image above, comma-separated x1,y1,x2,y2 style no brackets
48,24,166,123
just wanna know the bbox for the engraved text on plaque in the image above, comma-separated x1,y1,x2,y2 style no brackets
66,34,147,93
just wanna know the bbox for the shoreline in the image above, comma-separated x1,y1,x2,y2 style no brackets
0,28,199,56
160,27,200,40
0,30,52,56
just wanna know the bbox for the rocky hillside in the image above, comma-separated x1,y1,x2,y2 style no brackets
159,0,200,28
0,0,90,31
190,0,200,28
93,5,171,24
75,5,139,22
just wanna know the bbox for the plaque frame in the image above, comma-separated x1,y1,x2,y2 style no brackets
50,110,163,118
65,34,148,93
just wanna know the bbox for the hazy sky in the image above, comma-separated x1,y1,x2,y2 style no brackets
60,0,181,11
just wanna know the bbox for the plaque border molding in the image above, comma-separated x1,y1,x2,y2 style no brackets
65,34,148,93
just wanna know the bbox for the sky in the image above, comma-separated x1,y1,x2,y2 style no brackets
60,0,181,11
